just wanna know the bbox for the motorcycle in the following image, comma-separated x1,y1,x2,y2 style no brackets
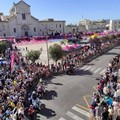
28,91,42,111
65,64,74,75
36,83,45,98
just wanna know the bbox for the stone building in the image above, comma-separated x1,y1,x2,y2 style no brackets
79,19,110,32
0,0,66,37
109,19,120,31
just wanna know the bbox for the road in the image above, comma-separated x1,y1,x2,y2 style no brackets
36,46,120,120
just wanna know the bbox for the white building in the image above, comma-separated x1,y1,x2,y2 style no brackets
0,0,66,37
109,20,120,31
39,19,65,36
79,19,110,32
66,24,86,34
77,24,86,32
65,24,78,34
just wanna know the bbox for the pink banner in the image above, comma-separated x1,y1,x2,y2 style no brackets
10,52,15,72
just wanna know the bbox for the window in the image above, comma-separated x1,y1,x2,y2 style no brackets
4,33,6,36
14,28,16,33
59,24,61,28
22,13,26,20
34,28,36,32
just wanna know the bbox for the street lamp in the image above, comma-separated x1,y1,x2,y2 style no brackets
45,30,49,68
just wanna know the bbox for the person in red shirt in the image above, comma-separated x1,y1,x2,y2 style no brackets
28,105,36,120
97,83,102,96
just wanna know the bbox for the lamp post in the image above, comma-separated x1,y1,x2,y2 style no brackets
45,31,49,68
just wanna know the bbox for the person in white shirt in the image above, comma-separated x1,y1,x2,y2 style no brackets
116,83,120,89
103,84,108,95
116,89,120,101
112,99,120,119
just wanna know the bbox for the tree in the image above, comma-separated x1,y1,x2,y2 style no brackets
0,41,7,54
26,50,41,63
49,44,64,63
60,41,65,45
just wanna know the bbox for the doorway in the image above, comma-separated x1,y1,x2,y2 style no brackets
24,31,28,36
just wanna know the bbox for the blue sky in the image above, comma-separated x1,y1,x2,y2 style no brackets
0,0,120,24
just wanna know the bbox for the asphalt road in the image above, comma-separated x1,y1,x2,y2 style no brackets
36,46,120,120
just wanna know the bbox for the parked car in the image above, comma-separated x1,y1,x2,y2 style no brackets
79,39,91,47
67,38,80,45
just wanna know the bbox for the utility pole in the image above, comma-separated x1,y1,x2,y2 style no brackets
45,31,49,68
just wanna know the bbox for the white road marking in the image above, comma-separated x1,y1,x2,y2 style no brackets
59,117,66,120
99,68,106,75
72,106,90,118
81,65,88,69
90,67,96,71
36,114,41,119
93,86,98,91
118,69,120,79
94,68,102,73
37,114,40,117
84,66,92,70
66,111,84,120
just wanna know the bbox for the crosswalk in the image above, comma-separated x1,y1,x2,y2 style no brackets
59,118,66,120
80,65,106,75
58,105,90,120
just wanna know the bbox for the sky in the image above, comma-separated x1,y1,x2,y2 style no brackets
0,0,120,24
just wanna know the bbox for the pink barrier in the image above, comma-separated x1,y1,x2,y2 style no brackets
10,52,15,72
15,40,46,46
62,44,80,51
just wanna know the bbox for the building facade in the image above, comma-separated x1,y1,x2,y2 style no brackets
39,19,65,36
65,24,78,34
0,0,66,37
109,20,120,31
79,19,110,32
65,24,86,34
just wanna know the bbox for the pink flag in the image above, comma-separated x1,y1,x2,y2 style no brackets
10,52,15,72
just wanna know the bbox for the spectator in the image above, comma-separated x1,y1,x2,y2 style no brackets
101,107,109,120
28,105,35,120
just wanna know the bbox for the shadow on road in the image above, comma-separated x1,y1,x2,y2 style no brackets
104,52,118,55
49,82,63,86
36,104,56,120
85,63,95,65
73,69,93,76
113,47,120,49
44,90,58,100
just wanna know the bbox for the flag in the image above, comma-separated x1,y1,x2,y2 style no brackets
10,52,15,72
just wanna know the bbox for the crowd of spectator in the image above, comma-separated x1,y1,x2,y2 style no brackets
90,54,120,120
0,37,119,120
50,39,119,74
0,47,51,120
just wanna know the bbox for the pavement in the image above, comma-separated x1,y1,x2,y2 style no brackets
14,42,120,120
14,40,62,65
32,45,120,120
